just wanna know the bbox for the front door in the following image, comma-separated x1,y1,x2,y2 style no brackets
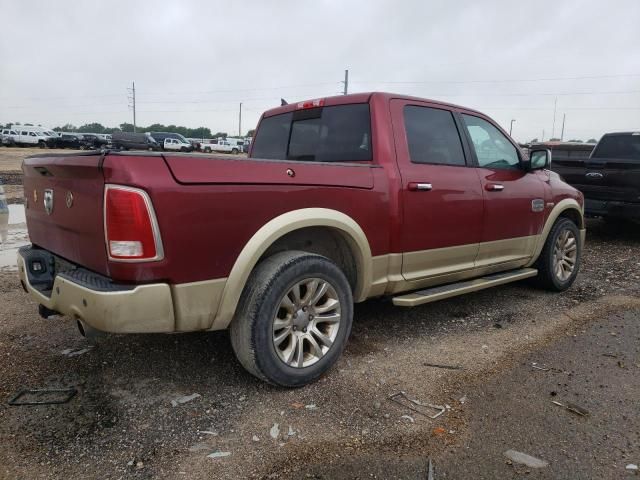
391,100,484,281
458,113,547,267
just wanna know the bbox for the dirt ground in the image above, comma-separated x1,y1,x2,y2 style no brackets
0,218,638,479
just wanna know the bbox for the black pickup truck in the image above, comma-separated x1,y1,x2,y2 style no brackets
549,132,640,221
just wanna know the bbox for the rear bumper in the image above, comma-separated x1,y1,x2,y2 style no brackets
17,247,175,334
585,199,640,219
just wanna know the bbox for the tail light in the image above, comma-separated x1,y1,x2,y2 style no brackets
104,185,164,261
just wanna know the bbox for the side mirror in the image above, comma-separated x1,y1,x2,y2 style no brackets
527,149,552,171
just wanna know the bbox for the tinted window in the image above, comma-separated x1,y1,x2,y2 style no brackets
462,114,519,169
592,134,640,160
403,106,465,166
251,104,372,162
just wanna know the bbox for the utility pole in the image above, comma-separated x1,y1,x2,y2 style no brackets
509,119,516,136
127,81,137,132
341,69,349,95
239,102,242,137
560,114,566,142
551,97,557,139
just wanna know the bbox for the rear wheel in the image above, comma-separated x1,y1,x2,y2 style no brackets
230,251,353,387
38,141,46,149
204,147,212,153
231,148,239,154
535,217,581,291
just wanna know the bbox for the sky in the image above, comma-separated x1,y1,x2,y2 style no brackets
1,0,639,142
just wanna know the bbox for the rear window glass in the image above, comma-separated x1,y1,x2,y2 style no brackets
592,134,640,160
251,104,372,162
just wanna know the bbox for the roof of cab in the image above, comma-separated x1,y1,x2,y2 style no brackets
261,92,483,118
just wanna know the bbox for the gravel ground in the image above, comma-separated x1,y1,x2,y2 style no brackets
0,218,638,479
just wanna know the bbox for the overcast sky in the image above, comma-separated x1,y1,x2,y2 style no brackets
1,0,639,141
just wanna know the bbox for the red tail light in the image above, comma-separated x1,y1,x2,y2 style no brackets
104,185,164,261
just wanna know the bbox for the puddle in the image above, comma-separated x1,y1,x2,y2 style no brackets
0,204,29,270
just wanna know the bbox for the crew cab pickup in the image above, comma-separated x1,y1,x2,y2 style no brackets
551,132,640,221
17,92,585,387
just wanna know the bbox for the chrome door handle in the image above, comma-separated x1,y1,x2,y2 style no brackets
485,183,504,191
408,182,433,191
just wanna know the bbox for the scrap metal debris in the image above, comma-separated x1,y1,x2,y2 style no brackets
61,347,93,357
270,423,280,439
389,391,445,419
207,451,231,459
8,387,77,406
401,415,415,423
427,458,434,480
504,450,549,468
626,464,638,471
552,400,589,417
171,393,201,407
423,362,462,370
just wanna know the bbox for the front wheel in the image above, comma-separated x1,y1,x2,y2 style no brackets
230,251,353,387
231,148,239,154
535,217,581,291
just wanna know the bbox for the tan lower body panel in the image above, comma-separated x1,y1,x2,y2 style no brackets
17,254,176,334
171,278,227,331
392,268,538,307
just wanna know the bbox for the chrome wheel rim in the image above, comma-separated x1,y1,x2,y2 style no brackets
553,229,577,282
272,278,342,368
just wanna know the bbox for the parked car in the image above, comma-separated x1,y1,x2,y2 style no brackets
200,138,241,154
77,133,108,150
53,133,83,149
550,132,640,221
149,132,190,150
18,92,584,387
1,129,19,146
111,131,160,151
9,129,55,148
163,137,194,152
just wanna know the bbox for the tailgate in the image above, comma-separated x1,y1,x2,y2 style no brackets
22,152,108,275
553,157,640,203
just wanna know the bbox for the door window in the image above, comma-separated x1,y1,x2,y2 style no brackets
403,106,466,166
462,114,520,169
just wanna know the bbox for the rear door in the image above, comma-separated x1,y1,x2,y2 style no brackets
459,113,546,267
390,99,484,281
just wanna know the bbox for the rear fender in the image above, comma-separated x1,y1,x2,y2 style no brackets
211,208,372,330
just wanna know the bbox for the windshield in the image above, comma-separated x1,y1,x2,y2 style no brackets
592,134,640,160
251,103,372,162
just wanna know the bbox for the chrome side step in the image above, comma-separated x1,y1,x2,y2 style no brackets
392,268,538,307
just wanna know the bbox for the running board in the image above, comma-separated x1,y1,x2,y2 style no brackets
392,268,538,307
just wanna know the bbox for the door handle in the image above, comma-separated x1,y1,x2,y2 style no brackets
408,182,433,191
485,183,504,191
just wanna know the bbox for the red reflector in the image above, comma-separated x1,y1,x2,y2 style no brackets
296,98,325,109
105,186,161,260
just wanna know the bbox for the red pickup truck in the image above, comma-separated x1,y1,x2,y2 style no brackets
18,92,585,386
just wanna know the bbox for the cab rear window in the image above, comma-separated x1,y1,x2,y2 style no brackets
592,134,640,160
251,104,372,162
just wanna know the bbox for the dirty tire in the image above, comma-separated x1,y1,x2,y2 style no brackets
535,217,581,291
230,250,353,387
231,148,239,154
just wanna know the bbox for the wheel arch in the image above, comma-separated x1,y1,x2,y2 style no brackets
211,208,373,330
527,198,584,267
